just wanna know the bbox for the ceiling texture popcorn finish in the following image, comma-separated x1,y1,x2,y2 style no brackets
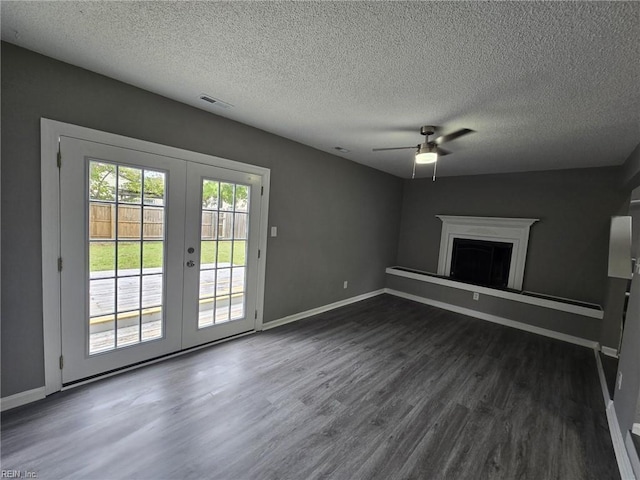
2,1,639,178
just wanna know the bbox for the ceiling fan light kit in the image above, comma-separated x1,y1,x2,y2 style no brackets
415,143,438,164
372,125,474,180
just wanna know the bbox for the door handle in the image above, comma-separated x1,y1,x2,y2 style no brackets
186,260,195,268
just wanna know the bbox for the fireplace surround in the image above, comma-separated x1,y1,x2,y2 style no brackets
437,216,539,291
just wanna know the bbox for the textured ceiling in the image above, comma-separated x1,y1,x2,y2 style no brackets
2,1,639,178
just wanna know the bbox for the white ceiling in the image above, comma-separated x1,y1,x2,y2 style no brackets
2,1,639,178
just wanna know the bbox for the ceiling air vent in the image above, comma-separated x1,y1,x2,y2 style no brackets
199,94,233,109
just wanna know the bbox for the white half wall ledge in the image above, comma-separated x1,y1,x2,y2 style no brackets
436,215,539,291
386,267,604,319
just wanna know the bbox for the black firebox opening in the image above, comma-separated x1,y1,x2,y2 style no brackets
450,238,513,288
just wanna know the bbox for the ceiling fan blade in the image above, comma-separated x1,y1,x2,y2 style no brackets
436,147,451,156
434,128,474,145
372,146,417,152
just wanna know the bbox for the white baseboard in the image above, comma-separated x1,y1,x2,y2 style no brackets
595,349,636,480
1,387,46,412
262,289,385,331
602,346,620,358
384,288,598,349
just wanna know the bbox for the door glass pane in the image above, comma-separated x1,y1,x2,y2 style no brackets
201,241,216,267
117,206,142,240
199,299,215,328
90,278,115,316
143,207,164,240
89,161,116,202
202,180,219,209
90,242,115,274
142,307,163,341
220,183,235,211
215,296,231,323
117,277,140,311
141,274,163,308
218,213,233,239
143,241,163,273
234,213,248,239
232,241,246,266
201,211,217,240
231,268,245,294
117,312,140,347
231,295,245,320
143,170,165,206
89,163,167,354
197,178,250,329
117,241,141,273
118,166,142,204
235,185,249,212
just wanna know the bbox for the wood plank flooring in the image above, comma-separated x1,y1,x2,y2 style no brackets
1,294,619,479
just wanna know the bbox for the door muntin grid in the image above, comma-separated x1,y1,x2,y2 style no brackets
198,179,250,328
88,160,167,354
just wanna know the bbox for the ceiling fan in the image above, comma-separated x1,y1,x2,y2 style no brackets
373,125,474,180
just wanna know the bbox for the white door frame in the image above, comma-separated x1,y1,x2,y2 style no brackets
41,118,271,395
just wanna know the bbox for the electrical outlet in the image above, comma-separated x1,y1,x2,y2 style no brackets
270,226,278,237
473,292,480,301
618,372,623,390
343,281,348,289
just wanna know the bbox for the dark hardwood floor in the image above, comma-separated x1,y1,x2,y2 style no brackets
1,294,619,479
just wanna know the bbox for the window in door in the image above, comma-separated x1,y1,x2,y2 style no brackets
88,161,166,354
198,180,250,328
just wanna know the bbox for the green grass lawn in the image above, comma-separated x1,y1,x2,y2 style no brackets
90,241,246,271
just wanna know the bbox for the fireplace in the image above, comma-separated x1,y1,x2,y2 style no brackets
437,216,538,291
450,238,513,288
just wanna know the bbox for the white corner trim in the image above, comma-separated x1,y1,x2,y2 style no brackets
262,289,385,331
594,350,636,480
1,387,46,412
633,424,640,437
386,267,603,319
385,288,598,349
436,215,538,291
601,346,620,358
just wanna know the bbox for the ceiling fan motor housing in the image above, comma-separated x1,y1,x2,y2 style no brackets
420,125,436,137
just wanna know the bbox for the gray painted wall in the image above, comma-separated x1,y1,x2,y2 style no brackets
386,275,602,341
1,43,403,397
396,169,629,306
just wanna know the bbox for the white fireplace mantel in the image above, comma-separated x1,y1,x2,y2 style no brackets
436,215,539,291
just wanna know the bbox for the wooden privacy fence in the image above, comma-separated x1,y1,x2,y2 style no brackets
201,211,248,240
90,204,247,240
90,203,164,240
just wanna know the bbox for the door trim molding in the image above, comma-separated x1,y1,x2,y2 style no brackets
41,118,271,395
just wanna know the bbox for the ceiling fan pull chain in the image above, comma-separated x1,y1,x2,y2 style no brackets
412,160,416,179
432,161,437,182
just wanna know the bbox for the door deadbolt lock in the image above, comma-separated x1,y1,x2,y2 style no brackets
187,247,195,254
186,260,195,268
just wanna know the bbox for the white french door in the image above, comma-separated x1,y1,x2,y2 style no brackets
59,136,263,384
181,162,262,348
